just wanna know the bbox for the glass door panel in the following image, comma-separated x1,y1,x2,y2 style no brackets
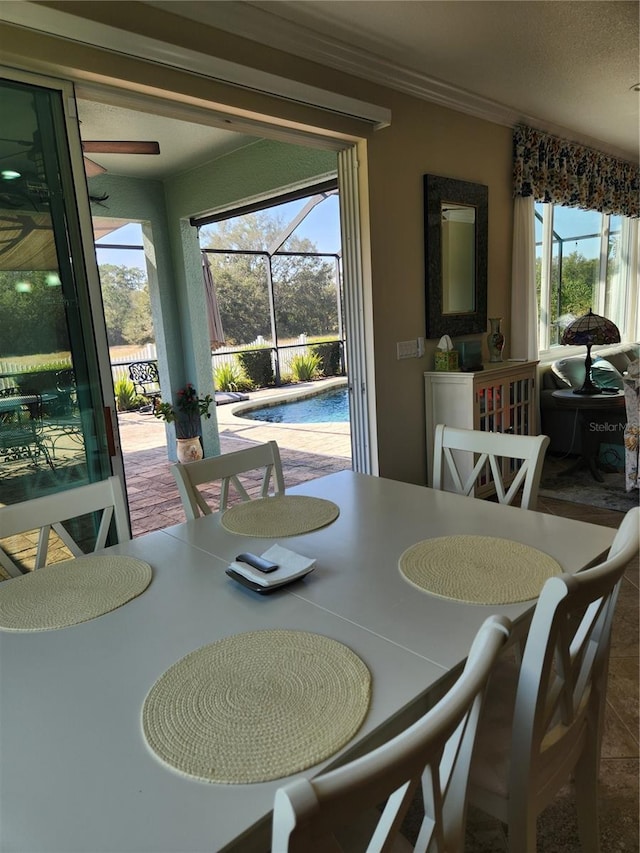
0,75,111,515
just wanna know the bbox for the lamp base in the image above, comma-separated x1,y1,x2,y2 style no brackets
572,384,602,395
571,344,601,395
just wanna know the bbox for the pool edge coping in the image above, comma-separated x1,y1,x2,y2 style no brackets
226,377,348,419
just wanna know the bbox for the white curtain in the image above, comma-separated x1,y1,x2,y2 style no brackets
510,195,539,360
617,217,640,342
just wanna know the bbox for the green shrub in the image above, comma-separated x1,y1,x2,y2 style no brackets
290,351,322,382
238,347,275,388
114,376,139,411
19,359,72,373
214,360,253,392
311,341,343,376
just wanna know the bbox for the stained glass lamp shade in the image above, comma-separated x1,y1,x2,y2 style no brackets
560,309,621,395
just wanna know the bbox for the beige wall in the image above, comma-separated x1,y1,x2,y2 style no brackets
365,92,513,480
2,4,515,483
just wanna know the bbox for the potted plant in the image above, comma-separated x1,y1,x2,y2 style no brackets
154,383,213,462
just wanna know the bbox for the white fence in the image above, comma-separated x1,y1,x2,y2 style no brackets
110,335,330,387
0,361,23,390
1,336,337,393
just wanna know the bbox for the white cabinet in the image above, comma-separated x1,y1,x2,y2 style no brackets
424,361,538,491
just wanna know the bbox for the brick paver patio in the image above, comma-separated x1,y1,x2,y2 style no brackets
120,381,352,536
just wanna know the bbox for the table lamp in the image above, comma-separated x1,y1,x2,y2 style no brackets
560,309,621,395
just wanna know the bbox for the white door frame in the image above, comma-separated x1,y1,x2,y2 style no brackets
0,19,381,475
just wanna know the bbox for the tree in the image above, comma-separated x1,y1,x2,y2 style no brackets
201,211,339,345
0,270,69,356
536,249,598,331
98,263,152,346
556,250,597,317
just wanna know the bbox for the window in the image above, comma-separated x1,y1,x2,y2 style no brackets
535,203,628,351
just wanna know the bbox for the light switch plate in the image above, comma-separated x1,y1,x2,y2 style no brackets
397,339,419,359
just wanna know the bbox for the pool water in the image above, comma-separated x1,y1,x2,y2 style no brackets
240,388,349,424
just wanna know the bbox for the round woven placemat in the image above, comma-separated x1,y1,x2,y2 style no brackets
220,495,339,537
0,555,153,632
142,629,371,784
399,535,562,605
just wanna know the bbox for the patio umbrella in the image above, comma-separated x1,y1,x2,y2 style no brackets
201,250,225,350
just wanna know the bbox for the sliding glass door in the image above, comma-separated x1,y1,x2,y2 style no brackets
0,72,114,510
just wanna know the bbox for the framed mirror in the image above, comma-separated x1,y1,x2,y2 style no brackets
424,174,488,338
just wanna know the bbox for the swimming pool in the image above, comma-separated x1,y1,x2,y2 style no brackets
239,387,349,424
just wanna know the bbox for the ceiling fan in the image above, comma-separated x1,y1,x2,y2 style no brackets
81,140,160,176
0,135,160,178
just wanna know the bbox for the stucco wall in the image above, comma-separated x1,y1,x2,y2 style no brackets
3,6,515,483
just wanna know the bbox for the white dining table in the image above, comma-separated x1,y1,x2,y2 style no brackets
0,471,615,853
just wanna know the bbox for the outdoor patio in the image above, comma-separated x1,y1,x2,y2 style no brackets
120,380,352,535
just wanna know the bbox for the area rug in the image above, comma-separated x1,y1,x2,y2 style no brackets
539,456,639,514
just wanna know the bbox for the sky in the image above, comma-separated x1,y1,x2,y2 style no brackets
96,196,617,273
94,194,341,271
534,204,620,261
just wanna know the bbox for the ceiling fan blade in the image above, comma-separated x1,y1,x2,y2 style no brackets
82,141,160,155
83,156,107,177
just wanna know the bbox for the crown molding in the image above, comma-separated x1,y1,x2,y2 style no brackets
0,1,391,130
155,0,634,161
152,1,521,126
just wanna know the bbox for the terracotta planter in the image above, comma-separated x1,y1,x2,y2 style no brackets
176,437,203,463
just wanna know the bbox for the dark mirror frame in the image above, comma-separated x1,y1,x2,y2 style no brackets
424,174,488,338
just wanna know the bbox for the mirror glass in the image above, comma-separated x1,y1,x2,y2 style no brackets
424,175,488,338
441,202,476,314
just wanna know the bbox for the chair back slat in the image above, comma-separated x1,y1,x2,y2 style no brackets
468,506,639,852
433,424,550,510
0,477,130,577
272,615,511,853
172,441,285,519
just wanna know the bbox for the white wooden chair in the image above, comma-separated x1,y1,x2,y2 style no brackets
172,440,285,520
467,506,640,853
0,476,130,578
432,424,550,510
272,614,511,853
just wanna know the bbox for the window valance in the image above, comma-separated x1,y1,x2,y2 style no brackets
513,124,639,218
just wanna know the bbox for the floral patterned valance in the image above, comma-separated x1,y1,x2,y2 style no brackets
513,124,639,218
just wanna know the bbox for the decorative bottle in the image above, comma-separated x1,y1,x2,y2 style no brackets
487,317,505,363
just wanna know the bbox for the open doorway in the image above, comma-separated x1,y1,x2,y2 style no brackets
91,196,353,535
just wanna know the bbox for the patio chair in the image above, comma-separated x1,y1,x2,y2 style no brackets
47,368,84,458
272,614,511,852
432,424,550,510
467,506,640,853
0,476,130,578
0,386,53,470
128,361,161,413
172,440,285,520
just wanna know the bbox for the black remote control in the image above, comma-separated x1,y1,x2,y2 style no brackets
235,553,279,573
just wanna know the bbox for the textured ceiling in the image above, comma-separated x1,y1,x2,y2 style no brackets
77,100,256,180
148,0,640,161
